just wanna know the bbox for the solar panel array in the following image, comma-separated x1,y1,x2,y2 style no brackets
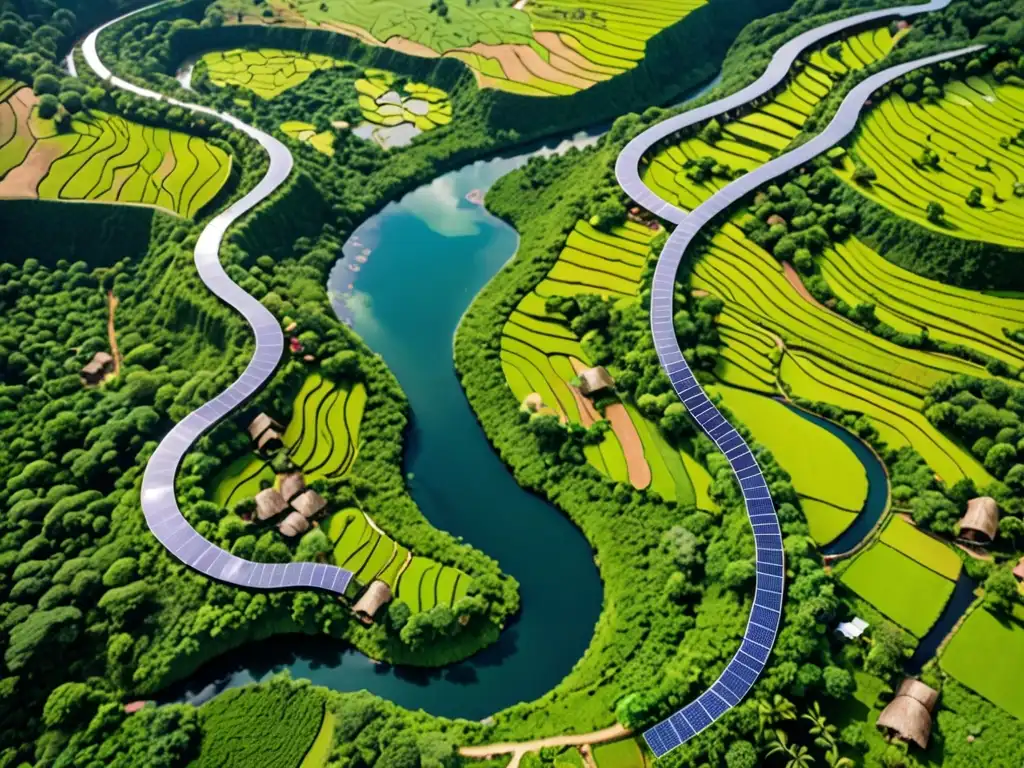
81,10,355,598
620,39,981,758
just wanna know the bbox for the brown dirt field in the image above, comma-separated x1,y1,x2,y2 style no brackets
150,149,177,193
568,383,601,427
460,724,631,768
458,42,593,90
0,101,15,148
606,404,652,490
782,261,827,309
534,32,621,77
0,137,62,198
386,36,441,59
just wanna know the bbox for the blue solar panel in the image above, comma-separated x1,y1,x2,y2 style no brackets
760,548,784,567
741,638,770,663
757,588,784,612
758,573,785,594
755,533,782,550
713,679,740,705
669,712,696,742
722,668,753,699
701,690,730,719
682,702,713,733
644,723,678,757
751,604,778,629
745,622,776,648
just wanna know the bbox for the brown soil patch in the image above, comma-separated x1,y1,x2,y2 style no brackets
782,261,827,310
0,137,62,198
107,165,134,201
568,383,601,427
457,42,594,90
386,36,441,59
150,149,176,194
0,101,15,148
569,357,650,489
534,32,620,77
460,724,631,766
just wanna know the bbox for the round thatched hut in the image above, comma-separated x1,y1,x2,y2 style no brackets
876,679,939,750
291,488,327,520
248,413,283,453
578,366,615,397
353,580,392,624
279,471,306,503
957,497,999,545
278,510,310,538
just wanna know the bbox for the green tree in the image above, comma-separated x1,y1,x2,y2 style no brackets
926,201,944,224
37,92,59,119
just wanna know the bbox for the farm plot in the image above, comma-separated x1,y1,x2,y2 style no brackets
280,121,335,155
353,69,451,147
201,48,345,99
835,75,1024,248
838,540,957,637
0,79,230,217
643,26,899,212
819,237,1024,370
715,384,867,545
210,372,366,505
941,605,1024,720
694,221,993,489
214,0,704,96
501,220,715,508
593,738,646,768
323,508,472,612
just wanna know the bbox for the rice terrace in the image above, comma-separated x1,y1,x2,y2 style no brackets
2,0,1024,767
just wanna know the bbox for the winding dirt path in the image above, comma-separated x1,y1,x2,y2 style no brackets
107,290,121,376
460,724,631,768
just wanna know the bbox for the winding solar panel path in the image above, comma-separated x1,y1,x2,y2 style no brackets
615,0,955,226
619,33,982,762
81,6,355,597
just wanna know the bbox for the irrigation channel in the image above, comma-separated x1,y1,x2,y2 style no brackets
81,0,967,740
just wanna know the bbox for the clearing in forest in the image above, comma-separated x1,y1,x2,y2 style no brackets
941,604,1024,720
0,78,230,217
835,74,1024,248
214,0,705,96
501,219,715,509
643,25,901,211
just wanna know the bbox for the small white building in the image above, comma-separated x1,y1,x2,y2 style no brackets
835,617,869,640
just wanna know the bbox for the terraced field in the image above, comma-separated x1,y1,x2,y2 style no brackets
501,220,715,508
838,521,960,637
280,121,336,155
216,0,705,96
835,75,1024,247
715,385,867,545
819,237,1024,369
325,509,471,612
694,221,993,489
643,25,901,211
0,78,230,216
355,69,451,132
941,604,1024,720
211,373,366,507
201,48,345,99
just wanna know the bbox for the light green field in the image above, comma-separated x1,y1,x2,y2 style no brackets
836,76,1024,248
593,738,646,768
696,222,992,490
216,0,705,97
879,516,961,581
324,508,471,612
819,238,1024,369
840,542,955,637
355,69,452,131
800,499,856,548
941,606,1024,720
717,385,867,543
300,711,335,768
210,373,366,505
202,48,344,99
280,121,335,155
643,26,898,211
0,79,230,217
501,220,713,507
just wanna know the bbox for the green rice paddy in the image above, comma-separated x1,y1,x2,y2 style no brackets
836,75,1024,248
216,0,704,97
0,78,230,217
326,508,472,613
593,738,646,768
643,26,900,211
695,221,992,490
819,237,1024,370
941,605,1024,720
715,385,867,545
299,711,335,768
839,540,956,637
280,121,335,155
355,69,451,131
878,516,961,581
210,373,366,508
501,220,714,508
201,48,344,99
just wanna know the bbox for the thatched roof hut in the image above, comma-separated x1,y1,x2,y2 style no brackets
353,580,392,624
876,679,939,749
279,472,306,503
81,351,114,384
254,488,287,521
957,497,999,544
248,413,283,453
278,510,310,538
578,366,615,396
291,489,327,519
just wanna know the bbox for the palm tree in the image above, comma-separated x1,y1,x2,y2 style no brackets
802,702,838,748
759,694,798,732
767,732,816,768
823,745,854,768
